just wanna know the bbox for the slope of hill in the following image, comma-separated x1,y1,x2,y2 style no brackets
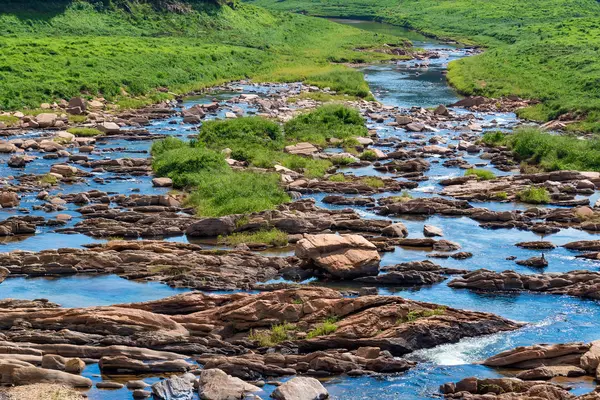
0,0,403,109
248,0,600,131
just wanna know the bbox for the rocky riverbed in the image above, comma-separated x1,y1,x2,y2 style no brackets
0,22,599,400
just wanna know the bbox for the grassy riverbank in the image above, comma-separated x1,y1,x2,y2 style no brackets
248,0,600,131
0,0,404,110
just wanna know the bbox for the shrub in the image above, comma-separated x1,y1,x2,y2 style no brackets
284,104,367,146
465,168,496,180
218,228,288,247
66,127,103,137
517,186,551,204
151,137,188,156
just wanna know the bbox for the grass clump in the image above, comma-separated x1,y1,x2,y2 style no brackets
185,171,290,217
306,317,338,339
219,228,288,247
39,174,58,185
198,117,284,150
359,150,378,161
66,127,103,137
494,191,508,200
388,191,413,203
465,168,496,181
0,115,19,126
284,104,367,147
362,176,385,188
328,174,347,182
248,322,296,347
397,307,447,324
152,144,228,186
516,186,551,204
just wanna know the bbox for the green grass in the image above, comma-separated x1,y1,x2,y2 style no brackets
517,186,551,204
0,115,19,126
66,127,103,137
39,173,58,185
397,307,447,324
484,128,600,172
250,0,600,132
218,228,288,246
185,170,290,216
0,1,402,109
328,174,347,182
388,191,413,203
284,104,368,147
359,150,378,161
465,168,496,181
152,146,229,186
362,176,385,188
198,117,284,150
248,322,296,347
306,317,338,339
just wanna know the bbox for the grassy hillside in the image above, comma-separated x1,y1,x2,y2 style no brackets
248,0,600,131
0,0,404,109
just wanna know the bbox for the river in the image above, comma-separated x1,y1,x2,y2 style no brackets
0,18,598,400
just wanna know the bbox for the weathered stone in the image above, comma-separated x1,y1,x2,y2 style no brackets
271,377,328,400
198,369,261,400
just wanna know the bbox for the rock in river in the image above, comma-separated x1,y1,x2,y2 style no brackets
272,377,328,400
295,234,380,279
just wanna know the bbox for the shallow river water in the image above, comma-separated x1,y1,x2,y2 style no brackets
0,19,598,400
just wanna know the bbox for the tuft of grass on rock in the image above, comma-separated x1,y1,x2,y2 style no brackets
517,186,550,204
67,127,103,137
465,168,496,181
218,228,288,247
306,317,338,339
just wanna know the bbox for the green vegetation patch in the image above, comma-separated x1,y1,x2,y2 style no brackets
199,117,284,150
284,104,367,146
517,186,551,204
248,322,296,347
250,0,600,131
66,127,103,137
218,228,289,247
484,128,600,172
465,168,496,181
306,317,338,339
0,1,400,109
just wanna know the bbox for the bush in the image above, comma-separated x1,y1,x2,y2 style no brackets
199,117,284,150
465,168,496,180
151,137,188,156
284,104,367,146
517,186,550,204
66,127,103,137
185,171,290,216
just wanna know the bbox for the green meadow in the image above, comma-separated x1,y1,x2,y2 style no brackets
248,0,600,131
0,0,404,110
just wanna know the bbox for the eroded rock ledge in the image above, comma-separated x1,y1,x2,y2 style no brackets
448,269,600,300
0,287,521,386
441,341,600,399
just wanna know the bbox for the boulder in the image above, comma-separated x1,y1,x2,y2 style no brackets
0,266,9,283
423,225,443,237
35,113,58,128
50,164,78,177
271,377,328,400
96,381,124,389
295,234,380,279
152,375,194,400
381,222,408,238
152,177,173,187
11,366,92,387
285,142,318,156
198,368,261,400
0,191,19,208
97,122,121,134
185,217,236,238
0,142,17,153
67,97,86,115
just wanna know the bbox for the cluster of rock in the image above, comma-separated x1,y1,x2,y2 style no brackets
441,341,600,399
0,287,521,395
448,269,600,300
